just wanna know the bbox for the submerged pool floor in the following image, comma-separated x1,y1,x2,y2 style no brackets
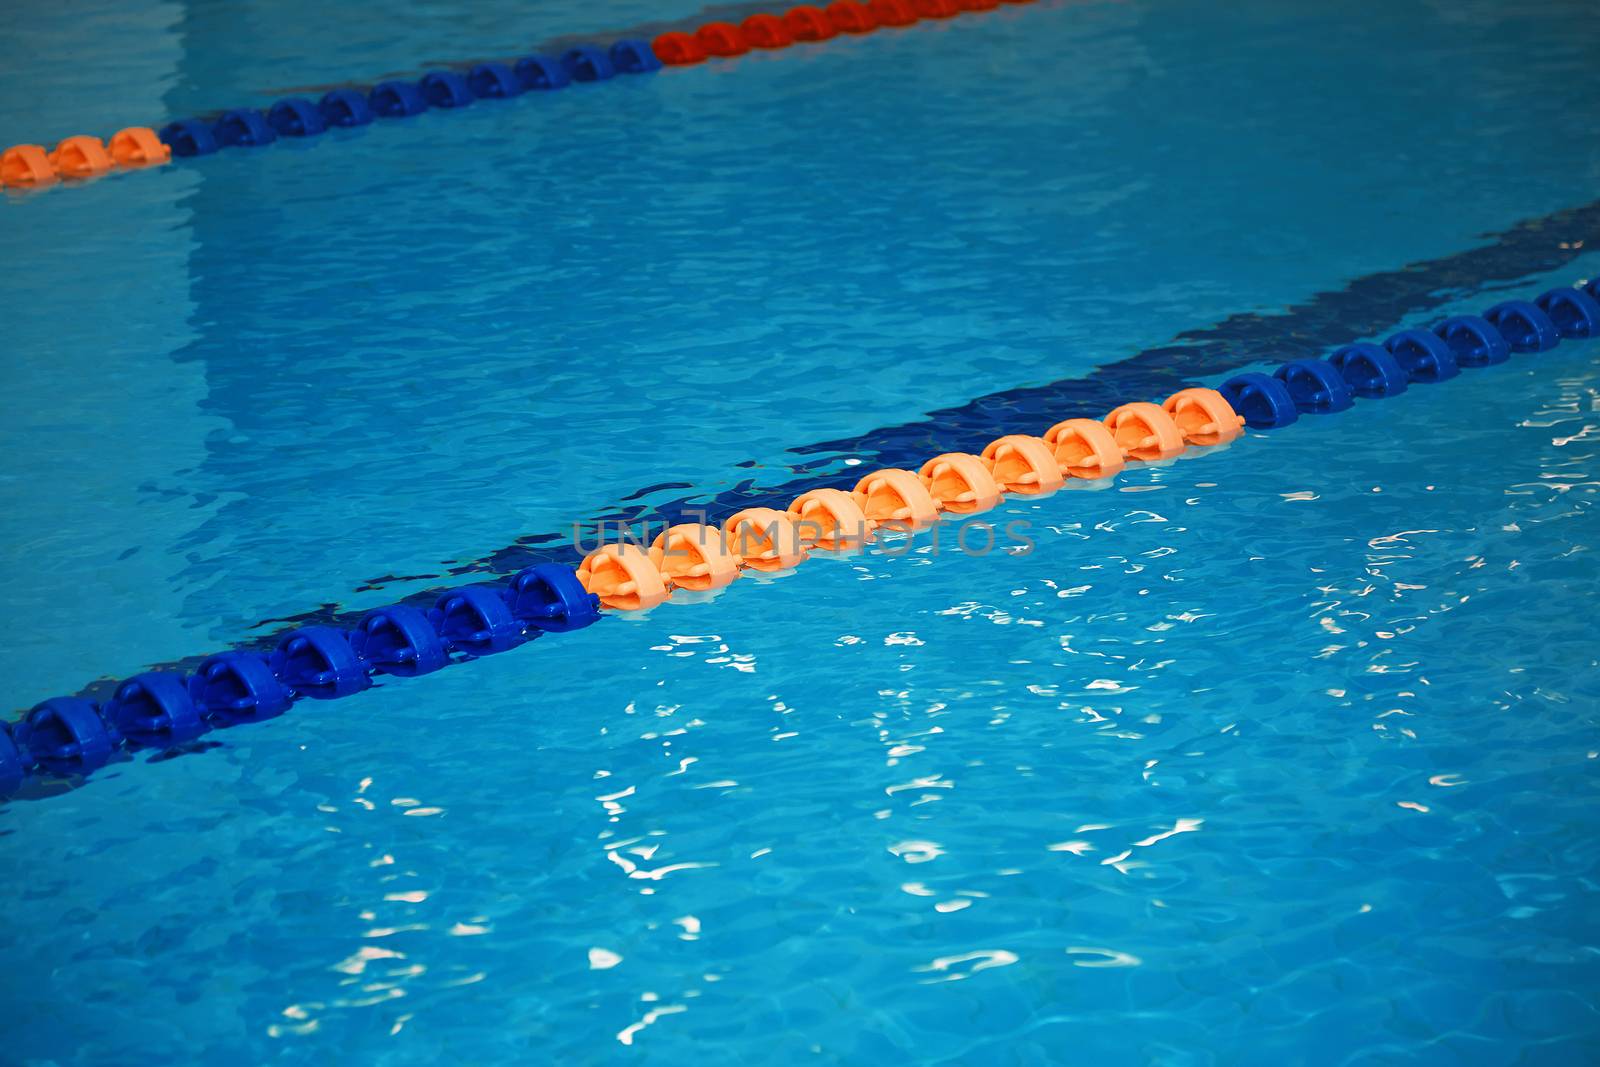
3,0,1600,1063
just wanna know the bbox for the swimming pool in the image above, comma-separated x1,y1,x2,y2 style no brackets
4,0,1600,1061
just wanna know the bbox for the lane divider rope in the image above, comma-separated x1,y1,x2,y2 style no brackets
0,0,1038,191
4,276,1597,799
0,129,171,186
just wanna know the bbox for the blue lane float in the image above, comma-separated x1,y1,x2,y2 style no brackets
612,39,665,74
319,89,374,128
153,37,663,163
1536,286,1600,339
561,45,616,82
430,585,526,656
516,54,573,90
0,724,26,795
3,565,601,797
369,80,430,118
1484,300,1560,353
467,62,523,99
1218,372,1299,429
214,108,277,148
420,71,475,109
509,563,604,632
271,625,372,700
1328,342,1409,398
104,672,206,749
266,98,328,138
1218,285,1592,444
352,605,450,678
1384,328,1459,383
156,118,218,158
20,698,116,777
189,651,292,725
1433,316,1510,367
1218,282,1593,444
1273,359,1354,414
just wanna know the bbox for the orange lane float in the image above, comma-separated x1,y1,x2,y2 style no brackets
109,126,171,166
48,136,115,178
981,434,1065,495
789,488,873,550
1,144,55,187
723,508,810,571
650,524,741,591
586,386,1245,610
1104,402,1186,461
919,452,1003,514
578,544,671,611
853,468,941,529
1164,387,1246,446
3,126,172,189
1043,418,1126,481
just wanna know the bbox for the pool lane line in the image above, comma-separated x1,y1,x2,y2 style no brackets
4,269,1598,803
8,390,1230,794
569,280,1600,611
0,130,171,186
251,2,789,100
365,194,1600,581
14,193,1600,713
0,0,1040,191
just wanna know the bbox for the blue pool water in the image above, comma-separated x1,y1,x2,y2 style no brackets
4,0,1600,1062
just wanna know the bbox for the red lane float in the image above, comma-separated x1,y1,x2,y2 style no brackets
914,0,963,15
868,0,921,26
652,31,709,65
783,5,841,39
697,22,752,57
826,0,880,33
742,13,796,47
